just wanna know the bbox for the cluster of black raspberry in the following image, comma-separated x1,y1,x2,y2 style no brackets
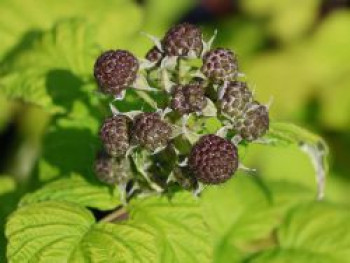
95,112,171,185
92,23,270,194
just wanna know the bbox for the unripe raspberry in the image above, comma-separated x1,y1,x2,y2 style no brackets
145,46,163,64
163,23,203,57
189,134,238,184
99,115,131,158
219,81,253,119
235,102,269,141
132,113,172,151
171,82,207,115
201,48,238,82
173,166,198,190
94,50,139,96
94,151,131,185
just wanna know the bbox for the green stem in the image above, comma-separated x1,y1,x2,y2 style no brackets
134,90,158,109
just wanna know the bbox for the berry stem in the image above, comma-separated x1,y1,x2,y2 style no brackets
99,206,128,223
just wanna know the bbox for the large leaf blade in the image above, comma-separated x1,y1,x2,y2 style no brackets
20,174,121,210
129,191,212,263
6,201,157,263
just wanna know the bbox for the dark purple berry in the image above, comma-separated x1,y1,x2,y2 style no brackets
219,81,253,119
94,50,139,96
201,48,238,82
132,113,172,151
171,82,207,115
235,102,269,141
94,151,131,185
163,23,203,57
99,115,131,158
189,134,238,184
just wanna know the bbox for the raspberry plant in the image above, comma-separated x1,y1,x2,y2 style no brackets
3,19,347,263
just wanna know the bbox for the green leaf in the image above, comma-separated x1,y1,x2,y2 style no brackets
240,0,320,43
245,48,313,120
36,98,103,182
201,175,274,241
130,191,212,263
1,19,97,77
278,203,350,260
212,242,244,263
247,248,341,263
0,175,16,195
262,122,329,200
306,11,350,130
6,193,211,262
248,202,350,263
202,175,278,263
266,122,327,147
0,0,142,58
6,201,157,262
265,181,315,214
0,19,98,113
19,174,121,210
0,175,19,262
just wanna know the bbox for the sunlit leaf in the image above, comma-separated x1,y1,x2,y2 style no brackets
0,19,98,113
261,122,329,200
0,0,142,58
20,174,121,210
248,202,350,263
130,191,212,263
6,201,157,262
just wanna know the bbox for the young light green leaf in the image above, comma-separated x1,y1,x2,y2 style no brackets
265,122,326,147
6,201,157,263
247,248,342,263
129,191,212,263
261,122,329,200
201,175,274,241
248,202,350,263
19,174,121,210
0,19,98,113
36,100,102,182
264,181,315,215
212,241,244,263
278,203,350,260
202,176,279,263
0,0,142,58
2,19,97,76
0,175,16,195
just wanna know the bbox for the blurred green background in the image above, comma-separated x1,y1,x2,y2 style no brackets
0,0,350,261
